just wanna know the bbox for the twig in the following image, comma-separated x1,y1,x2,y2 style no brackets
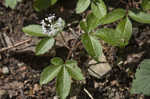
0,38,32,53
60,32,70,49
69,27,79,39
83,88,94,99
66,40,81,60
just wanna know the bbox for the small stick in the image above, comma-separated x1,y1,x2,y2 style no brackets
0,38,32,53
83,88,94,99
69,27,79,39
66,41,81,60
60,32,70,49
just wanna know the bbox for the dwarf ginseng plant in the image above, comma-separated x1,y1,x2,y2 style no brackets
22,0,150,98
23,15,84,99
76,0,150,96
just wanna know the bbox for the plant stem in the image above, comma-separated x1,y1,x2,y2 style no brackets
60,32,70,49
66,40,81,60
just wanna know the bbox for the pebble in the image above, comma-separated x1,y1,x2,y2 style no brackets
88,53,111,79
33,84,41,92
53,96,59,99
17,63,24,67
2,66,9,74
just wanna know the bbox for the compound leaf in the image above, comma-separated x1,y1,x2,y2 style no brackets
81,33,102,61
99,8,126,25
91,0,107,19
65,60,84,80
128,10,150,24
131,59,150,95
40,65,62,85
36,37,55,55
51,57,64,66
56,66,71,99
76,0,90,13
23,24,49,37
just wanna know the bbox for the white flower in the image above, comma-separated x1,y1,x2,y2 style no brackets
41,14,64,36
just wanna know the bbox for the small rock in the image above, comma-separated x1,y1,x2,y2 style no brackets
70,96,77,99
17,63,24,67
2,66,9,74
33,84,41,92
53,96,59,99
88,53,111,79
0,90,8,99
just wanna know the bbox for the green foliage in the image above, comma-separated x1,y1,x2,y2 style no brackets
34,0,58,11
131,59,150,95
51,57,64,65
35,37,55,55
80,21,88,33
56,66,71,99
95,17,132,47
81,33,102,61
91,0,107,19
20,0,150,98
116,17,132,45
23,25,49,37
76,0,91,13
128,10,150,24
5,0,22,9
96,28,122,46
141,0,150,11
40,58,84,99
80,13,100,33
65,60,84,80
99,8,126,25
86,13,100,32
40,65,62,85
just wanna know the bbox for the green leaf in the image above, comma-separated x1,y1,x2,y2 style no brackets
95,28,129,47
141,0,150,11
53,18,65,36
40,65,62,85
81,33,102,61
65,60,84,80
34,0,57,11
50,0,57,5
116,17,132,46
5,0,22,9
91,0,107,19
36,37,55,55
76,0,90,13
80,20,88,33
128,10,150,24
56,66,71,99
51,57,64,66
87,13,100,32
22,24,48,37
131,59,150,95
99,8,126,24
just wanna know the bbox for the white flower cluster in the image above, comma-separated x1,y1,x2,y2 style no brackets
41,14,64,36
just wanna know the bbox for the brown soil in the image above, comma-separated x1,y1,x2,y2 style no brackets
0,0,150,99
